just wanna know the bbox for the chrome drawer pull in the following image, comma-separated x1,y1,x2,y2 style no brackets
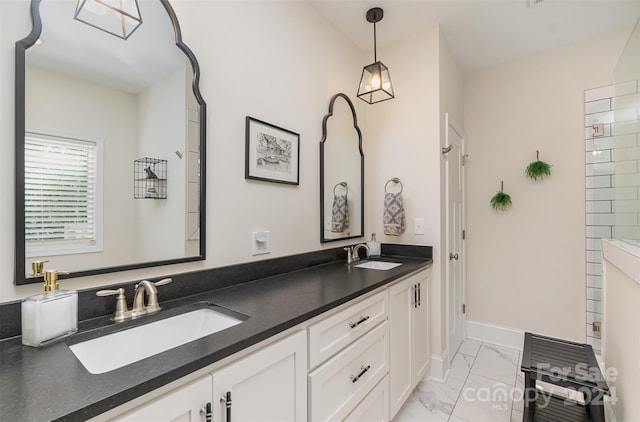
349,315,370,329
350,365,371,383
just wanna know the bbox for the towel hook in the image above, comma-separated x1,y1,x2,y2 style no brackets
333,181,348,196
385,177,403,194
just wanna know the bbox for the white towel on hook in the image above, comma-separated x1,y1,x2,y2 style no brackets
383,192,405,236
331,194,349,232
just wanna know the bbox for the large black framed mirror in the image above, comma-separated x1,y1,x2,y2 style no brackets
320,93,364,243
15,0,206,285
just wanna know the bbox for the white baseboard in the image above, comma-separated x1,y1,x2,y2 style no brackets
428,350,449,382
466,320,524,351
605,401,616,422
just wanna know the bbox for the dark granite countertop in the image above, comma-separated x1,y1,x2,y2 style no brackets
0,255,431,421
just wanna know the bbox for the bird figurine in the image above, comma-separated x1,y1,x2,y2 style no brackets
144,166,158,179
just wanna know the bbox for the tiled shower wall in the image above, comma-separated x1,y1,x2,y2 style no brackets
584,84,615,354
584,82,640,354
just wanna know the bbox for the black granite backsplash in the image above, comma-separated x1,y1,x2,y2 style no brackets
0,243,432,339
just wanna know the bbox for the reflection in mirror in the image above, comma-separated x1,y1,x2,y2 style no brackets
15,0,206,284
320,93,364,243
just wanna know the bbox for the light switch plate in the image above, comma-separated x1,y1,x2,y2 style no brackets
252,231,270,255
414,218,424,235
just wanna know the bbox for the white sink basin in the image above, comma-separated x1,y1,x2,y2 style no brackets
70,308,244,374
354,261,402,270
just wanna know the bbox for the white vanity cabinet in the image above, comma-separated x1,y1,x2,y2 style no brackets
113,330,307,422
388,268,431,418
107,266,432,422
114,375,212,422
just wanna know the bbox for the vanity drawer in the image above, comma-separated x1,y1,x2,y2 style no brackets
308,321,389,422
344,375,389,422
308,290,387,369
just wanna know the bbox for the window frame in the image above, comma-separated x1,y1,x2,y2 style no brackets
24,130,104,258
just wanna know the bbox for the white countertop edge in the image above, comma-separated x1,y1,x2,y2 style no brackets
602,239,640,285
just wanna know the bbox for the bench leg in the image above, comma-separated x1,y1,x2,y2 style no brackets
523,373,537,422
585,389,606,422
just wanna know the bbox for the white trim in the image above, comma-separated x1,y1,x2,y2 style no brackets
466,320,524,351
602,239,640,285
427,351,449,382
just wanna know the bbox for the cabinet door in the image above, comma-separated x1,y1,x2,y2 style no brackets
212,330,307,422
114,375,212,422
412,275,430,385
388,277,413,418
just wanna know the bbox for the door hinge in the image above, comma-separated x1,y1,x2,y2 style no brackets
462,230,466,240
462,304,466,314
592,321,601,337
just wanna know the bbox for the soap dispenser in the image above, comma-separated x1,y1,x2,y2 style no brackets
22,269,78,347
366,233,381,257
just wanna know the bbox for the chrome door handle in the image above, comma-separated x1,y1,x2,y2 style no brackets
449,253,459,260
200,403,212,422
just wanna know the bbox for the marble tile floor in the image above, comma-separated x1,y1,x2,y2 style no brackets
393,338,525,422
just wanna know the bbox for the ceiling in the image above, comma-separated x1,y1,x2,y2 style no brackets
28,0,186,93
308,0,640,71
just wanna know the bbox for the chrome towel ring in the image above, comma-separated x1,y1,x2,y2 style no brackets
333,181,348,196
384,177,403,193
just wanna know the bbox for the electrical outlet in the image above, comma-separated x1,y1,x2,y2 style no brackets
252,231,270,255
414,218,424,235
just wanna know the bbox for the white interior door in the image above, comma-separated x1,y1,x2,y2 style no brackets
445,113,465,363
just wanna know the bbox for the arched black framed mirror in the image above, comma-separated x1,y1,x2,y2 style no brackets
15,0,206,285
320,93,364,243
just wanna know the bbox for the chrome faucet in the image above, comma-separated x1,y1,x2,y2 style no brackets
97,278,172,322
344,244,370,264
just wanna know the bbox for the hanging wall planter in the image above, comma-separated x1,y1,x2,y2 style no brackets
490,181,512,211
525,150,551,181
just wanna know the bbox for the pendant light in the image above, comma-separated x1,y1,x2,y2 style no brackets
74,0,142,40
357,7,394,104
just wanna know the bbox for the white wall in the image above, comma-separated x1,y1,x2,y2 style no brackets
365,24,455,357
22,65,138,275
136,65,187,261
464,29,631,342
0,0,366,302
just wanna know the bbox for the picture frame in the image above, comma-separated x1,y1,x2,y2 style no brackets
245,116,300,185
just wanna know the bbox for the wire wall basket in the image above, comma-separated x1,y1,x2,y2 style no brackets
134,157,167,199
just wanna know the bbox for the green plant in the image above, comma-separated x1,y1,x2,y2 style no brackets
525,150,551,181
490,181,512,211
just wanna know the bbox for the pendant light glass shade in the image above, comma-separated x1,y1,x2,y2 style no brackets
357,7,394,104
357,61,394,104
74,0,142,40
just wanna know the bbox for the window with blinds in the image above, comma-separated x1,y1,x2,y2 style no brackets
25,132,103,257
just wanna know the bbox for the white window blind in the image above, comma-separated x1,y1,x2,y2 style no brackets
25,132,101,255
